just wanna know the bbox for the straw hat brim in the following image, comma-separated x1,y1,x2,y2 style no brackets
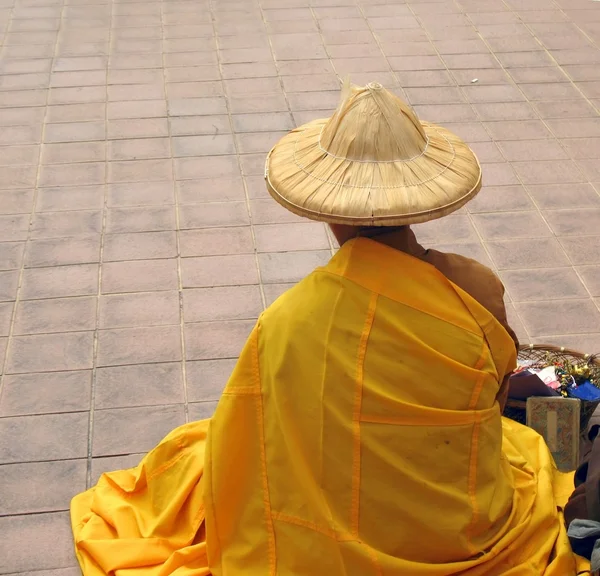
265,118,482,227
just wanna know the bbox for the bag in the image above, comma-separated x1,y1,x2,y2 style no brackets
565,425,600,527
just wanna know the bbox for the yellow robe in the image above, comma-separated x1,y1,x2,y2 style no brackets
71,237,586,575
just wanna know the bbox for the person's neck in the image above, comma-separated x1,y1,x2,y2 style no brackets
358,226,426,256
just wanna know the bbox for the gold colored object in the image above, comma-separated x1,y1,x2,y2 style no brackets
265,80,482,227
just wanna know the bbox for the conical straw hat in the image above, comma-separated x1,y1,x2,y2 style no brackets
265,81,482,226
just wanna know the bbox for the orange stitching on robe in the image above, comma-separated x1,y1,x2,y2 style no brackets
351,292,378,538
465,411,483,555
254,322,277,576
467,345,488,410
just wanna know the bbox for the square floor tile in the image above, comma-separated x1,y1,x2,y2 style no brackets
95,362,184,409
92,404,185,456
97,325,182,366
472,211,552,240
107,181,174,207
254,222,330,252
179,201,250,229
103,231,177,261
467,185,534,213
188,401,218,421
0,459,87,515
181,254,259,288
544,208,600,236
516,299,600,337
105,206,176,233
25,236,101,268
184,320,254,360
6,332,94,373
0,412,88,464
20,264,99,300
99,291,180,329
560,236,600,265
258,250,331,284
500,268,588,301
413,215,478,244
0,370,91,417
101,259,178,293
14,296,96,335
263,283,295,306
183,285,263,322
180,227,254,257
0,512,76,573
186,358,235,402
577,266,600,297
486,238,570,269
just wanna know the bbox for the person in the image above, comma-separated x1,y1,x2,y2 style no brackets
70,82,587,575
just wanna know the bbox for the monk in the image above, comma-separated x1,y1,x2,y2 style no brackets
71,82,587,575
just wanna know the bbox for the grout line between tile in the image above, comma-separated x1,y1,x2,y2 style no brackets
84,0,111,490
397,0,534,343
211,0,267,311
159,0,190,425
457,0,600,319
0,0,64,411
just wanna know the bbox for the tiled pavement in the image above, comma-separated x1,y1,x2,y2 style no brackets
1,0,600,571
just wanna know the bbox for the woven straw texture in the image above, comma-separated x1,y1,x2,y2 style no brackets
265,81,482,226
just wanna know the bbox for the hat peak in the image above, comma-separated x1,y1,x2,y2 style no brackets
320,82,428,163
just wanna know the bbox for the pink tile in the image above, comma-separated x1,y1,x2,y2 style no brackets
174,155,240,180
97,325,182,366
0,189,34,214
258,250,331,283
103,231,177,262
25,236,101,267
99,291,180,328
263,282,295,306
107,118,169,139
516,299,600,337
7,332,94,374
102,259,178,294
180,227,254,256
473,211,552,240
0,460,87,515
92,405,185,456
184,319,255,360
177,177,246,204
107,181,174,207
0,513,77,573
528,184,600,209
39,162,105,187
108,138,170,161
181,254,259,288
95,363,184,409
179,201,249,229
467,185,534,213
511,160,585,184
170,115,230,136
172,134,235,157
183,285,263,322
14,296,96,335
0,370,91,417
31,210,102,239
105,206,175,233
544,208,600,236
108,159,173,183
0,242,25,270
254,222,330,252
501,268,588,301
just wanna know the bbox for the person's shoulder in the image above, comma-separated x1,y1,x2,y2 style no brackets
426,248,502,288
